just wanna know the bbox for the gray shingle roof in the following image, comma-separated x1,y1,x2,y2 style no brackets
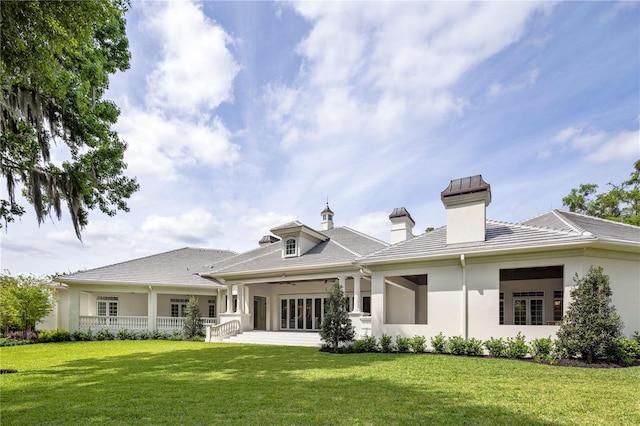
523,210,640,243
359,210,640,265
204,226,388,276
57,248,236,287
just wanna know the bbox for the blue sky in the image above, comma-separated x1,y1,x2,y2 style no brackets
3,1,639,276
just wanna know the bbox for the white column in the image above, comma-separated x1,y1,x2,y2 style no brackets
68,288,80,332
147,287,157,331
226,285,233,313
216,289,222,316
352,275,361,313
236,284,244,314
338,275,346,292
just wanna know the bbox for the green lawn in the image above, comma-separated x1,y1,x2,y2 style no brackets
1,341,638,425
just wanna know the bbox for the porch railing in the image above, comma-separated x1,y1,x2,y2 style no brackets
79,316,219,331
206,320,241,342
79,316,148,330
156,316,219,330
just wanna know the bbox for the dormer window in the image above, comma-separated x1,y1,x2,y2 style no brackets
285,238,297,257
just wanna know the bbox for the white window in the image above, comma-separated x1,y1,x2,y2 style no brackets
97,296,118,317
208,299,216,318
285,238,297,256
513,292,544,325
170,298,189,318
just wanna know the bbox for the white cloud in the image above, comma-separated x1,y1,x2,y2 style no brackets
585,130,640,163
346,211,390,243
116,106,240,179
141,208,224,246
142,1,240,113
551,125,639,162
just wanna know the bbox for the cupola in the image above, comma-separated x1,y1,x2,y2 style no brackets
389,207,415,244
321,202,334,231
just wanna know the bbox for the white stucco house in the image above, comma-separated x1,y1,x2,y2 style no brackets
50,175,640,343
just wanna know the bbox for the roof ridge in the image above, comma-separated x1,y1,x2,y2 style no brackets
208,245,282,274
558,209,640,229
328,238,361,257
337,226,390,247
357,226,444,259
488,218,582,236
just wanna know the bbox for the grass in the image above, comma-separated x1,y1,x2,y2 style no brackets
1,341,639,425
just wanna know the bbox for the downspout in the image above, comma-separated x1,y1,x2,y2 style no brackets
460,254,467,340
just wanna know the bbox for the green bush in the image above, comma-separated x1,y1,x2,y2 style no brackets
0,338,35,347
95,329,115,341
430,332,447,354
359,335,378,352
379,334,394,353
633,331,640,345
352,339,368,353
611,337,640,366
465,338,484,356
117,329,136,340
395,336,411,353
71,329,93,341
410,335,427,354
137,330,151,340
37,329,71,343
505,332,529,359
170,330,183,341
484,337,507,357
447,336,466,355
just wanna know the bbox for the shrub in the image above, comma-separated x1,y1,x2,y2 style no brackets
531,336,556,364
505,332,529,359
379,334,394,353
0,338,35,347
633,331,640,345
556,266,623,363
37,329,71,343
359,335,378,352
410,335,427,354
465,338,484,356
117,329,136,340
352,339,368,353
611,337,640,366
484,337,507,357
71,329,93,341
395,336,411,353
137,330,151,340
430,332,447,354
447,336,467,355
95,329,115,341
170,330,184,341
4,330,38,341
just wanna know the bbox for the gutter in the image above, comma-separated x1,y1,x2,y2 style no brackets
460,254,467,340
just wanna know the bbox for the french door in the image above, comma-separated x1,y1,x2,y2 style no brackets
280,296,326,331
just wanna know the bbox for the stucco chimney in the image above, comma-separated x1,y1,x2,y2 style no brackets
389,207,415,244
441,175,491,245
258,235,280,247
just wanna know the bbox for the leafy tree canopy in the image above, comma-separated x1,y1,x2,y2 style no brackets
0,0,139,239
0,273,57,338
562,160,640,226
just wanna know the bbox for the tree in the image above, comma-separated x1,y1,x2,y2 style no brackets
183,296,204,340
1,0,139,239
320,281,355,351
562,160,640,226
556,266,623,363
0,274,57,338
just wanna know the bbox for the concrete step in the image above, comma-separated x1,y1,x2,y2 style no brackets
224,331,322,347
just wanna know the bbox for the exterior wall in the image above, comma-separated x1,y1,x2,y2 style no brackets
156,294,218,317
369,249,640,342
87,292,148,316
